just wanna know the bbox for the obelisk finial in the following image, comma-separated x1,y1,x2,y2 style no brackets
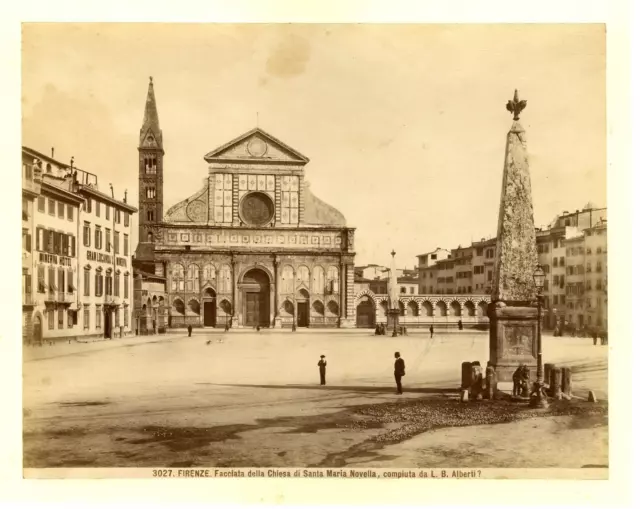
506,89,527,121
149,76,153,84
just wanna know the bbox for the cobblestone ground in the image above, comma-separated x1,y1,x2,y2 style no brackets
23,330,608,469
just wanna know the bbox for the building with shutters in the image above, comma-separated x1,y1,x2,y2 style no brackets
22,146,137,343
75,174,137,340
25,147,84,343
133,78,356,329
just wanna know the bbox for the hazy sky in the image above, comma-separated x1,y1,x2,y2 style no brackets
22,24,606,269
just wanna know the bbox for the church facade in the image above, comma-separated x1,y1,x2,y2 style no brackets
134,78,356,329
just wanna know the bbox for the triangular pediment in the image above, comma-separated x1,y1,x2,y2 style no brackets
140,127,162,149
204,128,309,164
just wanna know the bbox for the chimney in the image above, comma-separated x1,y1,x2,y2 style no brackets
70,156,74,169
51,147,54,159
124,189,128,204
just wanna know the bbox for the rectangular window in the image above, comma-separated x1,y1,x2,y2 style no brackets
95,226,102,250
57,201,64,218
115,209,121,224
106,228,111,253
124,307,129,327
96,305,102,329
37,265,45,293
560,295,565,305
86,198,92,213
543,280,549,291
147,210,154,221
559,275,565,289
553,295,558,305
83,222,91,247
587,262,592,272
96,201,100,217
58,307,64,329
48,198,55,215
48,309,54,329
114,231,120,254
84,308,90,330
71,235,76,257
560,257,565,267
67,269,74,293
67,310,74,328
124,275,129,299
553,275,559,286
58,268,65,298
106,205,110,220
115,273,120,297
124,234,129,256
124,212,129,227
84,269,90,296
67,204,73,221
38,196,45,212
553,257,558,267
596,261,602,272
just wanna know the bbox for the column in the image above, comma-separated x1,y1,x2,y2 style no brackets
293,269,298,327
344,263,355,327
231,257,239,327
273,256,281,328
339,261,346,321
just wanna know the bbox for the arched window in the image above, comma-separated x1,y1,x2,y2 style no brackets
218,264,231,293
203,263,216,283
297,265,310,287
327,266,339,294
312,266,325,294
281,265,294,294
186,264,199,292
400,287,407,294
171,264,185,292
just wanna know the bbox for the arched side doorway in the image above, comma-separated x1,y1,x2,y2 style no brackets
32,313,42,345
241,268,270,327
203,288,217,327
356,297,375,328
297,288,310,327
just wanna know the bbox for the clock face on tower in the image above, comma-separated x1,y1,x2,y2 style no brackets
240,192,274,226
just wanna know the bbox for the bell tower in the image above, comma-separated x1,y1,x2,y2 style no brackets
137,76,164,258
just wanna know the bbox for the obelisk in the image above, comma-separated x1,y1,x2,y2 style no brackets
387,250,401,337
489,90,540,383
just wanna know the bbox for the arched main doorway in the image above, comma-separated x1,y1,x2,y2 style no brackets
203,288,217,327
241,268,270,327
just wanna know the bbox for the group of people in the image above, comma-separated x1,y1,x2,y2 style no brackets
591,330,608,346
316,351,406,395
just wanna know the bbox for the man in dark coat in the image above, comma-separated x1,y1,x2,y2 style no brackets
318,355,327,385
430,325,434,338
187,324,192,337
394,352,405,395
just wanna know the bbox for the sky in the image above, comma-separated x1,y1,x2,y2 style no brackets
21,23,606,269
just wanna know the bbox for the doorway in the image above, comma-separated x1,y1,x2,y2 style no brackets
203,288,216,327
297,301,309,327
356,299,375,328
33,314,42,345
241,268,270,327
104,309,112,338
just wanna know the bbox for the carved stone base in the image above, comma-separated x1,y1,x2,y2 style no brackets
339,318,355,328
489,301,539,383
274,316,282,329
231,316,239,328
387,310,400,334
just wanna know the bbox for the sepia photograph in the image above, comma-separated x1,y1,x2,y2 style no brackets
18,21,613,481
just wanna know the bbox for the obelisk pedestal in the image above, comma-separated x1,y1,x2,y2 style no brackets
490,90,540,386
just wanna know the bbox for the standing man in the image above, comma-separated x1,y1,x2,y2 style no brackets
429,325,434,338
187,324,192,337
394,352,405,395
318,355,327,385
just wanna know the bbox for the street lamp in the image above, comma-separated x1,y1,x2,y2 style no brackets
530,264,548,408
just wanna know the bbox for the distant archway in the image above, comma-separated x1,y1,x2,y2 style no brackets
435,301,447,317
407,301,419,317
450,301,462,317
422,301,434,317
463,301,475,317
356,296,375,328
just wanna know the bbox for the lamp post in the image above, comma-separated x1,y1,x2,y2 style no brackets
530,264,548,408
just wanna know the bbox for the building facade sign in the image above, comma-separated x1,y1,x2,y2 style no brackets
38,252,72,266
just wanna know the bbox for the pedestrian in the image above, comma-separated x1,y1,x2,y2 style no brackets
224,323,229,332
592,330,598,346
292,323,297,332
256,325,261,332
394,351,405,395
430,325,434,338
318,355,327,385
187,324,192,337
458,319,463,331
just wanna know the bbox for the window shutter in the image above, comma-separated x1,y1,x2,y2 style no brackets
26,233,32,252
36,227,41,251
71,236,76,257
95,273,99,296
